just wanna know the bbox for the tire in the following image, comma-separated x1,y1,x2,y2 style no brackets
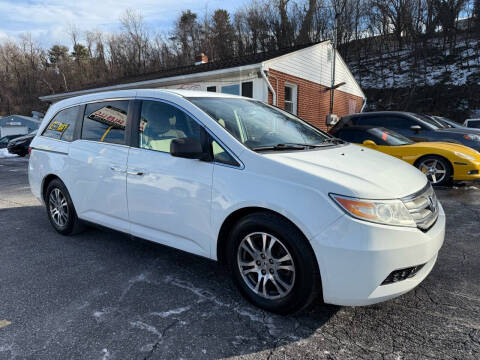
45,179,85,235
227,212,321,315
415,155,453,186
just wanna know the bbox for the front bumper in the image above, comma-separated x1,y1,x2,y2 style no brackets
453,161,480,181
311,202,445,306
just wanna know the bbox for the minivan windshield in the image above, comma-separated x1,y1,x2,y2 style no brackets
189,97,334,151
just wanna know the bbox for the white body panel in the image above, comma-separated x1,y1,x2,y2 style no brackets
126,147,213,258
29,89,444,306
68,141,130,233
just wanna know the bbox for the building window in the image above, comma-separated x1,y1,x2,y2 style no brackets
207,86,216,92
241,81,253,98
284,83,298,115
221,84,240,95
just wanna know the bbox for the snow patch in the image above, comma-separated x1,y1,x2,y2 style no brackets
0,149,17,158
151,306,191,318
130,321,162,337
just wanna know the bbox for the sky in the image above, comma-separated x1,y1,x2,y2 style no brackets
0,0,241,47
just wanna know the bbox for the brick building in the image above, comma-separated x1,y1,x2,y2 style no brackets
40,41,365,131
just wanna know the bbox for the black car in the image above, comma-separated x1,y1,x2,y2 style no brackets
332,111,480,152
7,131,37,157
0,135,21,149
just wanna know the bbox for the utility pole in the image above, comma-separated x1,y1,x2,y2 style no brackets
329,13,338,115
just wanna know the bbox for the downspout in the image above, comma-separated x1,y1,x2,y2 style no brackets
260,64,276,106
360,98,367,113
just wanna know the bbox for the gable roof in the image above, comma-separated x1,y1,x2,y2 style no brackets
40,41,327,102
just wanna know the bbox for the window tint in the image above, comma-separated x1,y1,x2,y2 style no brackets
354,115,416,128
81,101,129,144
211,140,239,166
42,106,79,141
241,82,253,98
139,100,204,153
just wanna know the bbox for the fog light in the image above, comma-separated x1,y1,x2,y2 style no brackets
468,170,479,175
381,264,425,285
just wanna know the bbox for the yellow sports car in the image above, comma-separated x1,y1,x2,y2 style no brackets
332,125,480,185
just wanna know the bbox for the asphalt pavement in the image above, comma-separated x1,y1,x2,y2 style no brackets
0,156,479,360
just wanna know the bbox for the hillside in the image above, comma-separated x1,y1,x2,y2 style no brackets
343,34,480,121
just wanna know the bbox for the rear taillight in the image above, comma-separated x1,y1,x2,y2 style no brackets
28,146,32,156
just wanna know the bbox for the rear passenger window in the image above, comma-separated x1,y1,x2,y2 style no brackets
42,106,79,141
81,101,129,144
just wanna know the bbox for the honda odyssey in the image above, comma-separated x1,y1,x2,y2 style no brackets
29,89,445,314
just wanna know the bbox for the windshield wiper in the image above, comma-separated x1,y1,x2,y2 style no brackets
322,137,345,144
252,143,309,151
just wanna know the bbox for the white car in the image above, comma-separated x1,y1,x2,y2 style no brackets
463,118,480,129
28,89,445,314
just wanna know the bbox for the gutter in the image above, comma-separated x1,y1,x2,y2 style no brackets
39,63,262,102
260,64,276,106
360,98,367,112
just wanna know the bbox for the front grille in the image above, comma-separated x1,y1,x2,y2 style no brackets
402,183,439,231
381,264,426,285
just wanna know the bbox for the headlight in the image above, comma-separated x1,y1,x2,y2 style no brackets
330,194,416,227
454,151,475,160
464,134,480,141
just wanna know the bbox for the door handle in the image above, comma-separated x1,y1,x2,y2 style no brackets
127,169,145,176
110,166,126,173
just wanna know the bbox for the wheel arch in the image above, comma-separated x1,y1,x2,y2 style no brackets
216,206,314,267
41,174,63,203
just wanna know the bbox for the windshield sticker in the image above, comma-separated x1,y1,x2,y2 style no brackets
48,120,70,133
88,106,127,129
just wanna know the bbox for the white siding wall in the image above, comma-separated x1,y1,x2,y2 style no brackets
263,41,365,99
162,76,266,100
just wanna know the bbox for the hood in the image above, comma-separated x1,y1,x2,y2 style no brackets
263,144,428,199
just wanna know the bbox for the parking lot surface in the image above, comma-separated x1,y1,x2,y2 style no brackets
0,156,479,360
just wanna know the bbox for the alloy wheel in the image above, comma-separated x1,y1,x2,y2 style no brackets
237,232,295,300
418,158,447,185
48,188,69,227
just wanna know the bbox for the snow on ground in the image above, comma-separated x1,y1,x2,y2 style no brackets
348,39,480,89
0,149,18,158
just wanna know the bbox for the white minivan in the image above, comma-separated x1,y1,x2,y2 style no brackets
29,89,445,314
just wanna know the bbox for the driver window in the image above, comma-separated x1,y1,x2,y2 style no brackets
139,101,203,153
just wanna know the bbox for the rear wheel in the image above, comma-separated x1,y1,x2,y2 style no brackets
227,212,321,314
416,156,452,186
45,179,85,235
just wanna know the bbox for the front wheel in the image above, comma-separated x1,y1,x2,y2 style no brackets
227,212,321,314
416,155,452,186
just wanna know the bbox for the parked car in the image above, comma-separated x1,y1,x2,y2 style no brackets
331,125,480,186
29,90,445,314
0,134,21,149
463,119,480,128
7,130,37,156
332,111,480,152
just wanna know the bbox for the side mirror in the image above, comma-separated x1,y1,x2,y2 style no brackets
410,125,422,133
363,140,377,147
170,137,206,160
